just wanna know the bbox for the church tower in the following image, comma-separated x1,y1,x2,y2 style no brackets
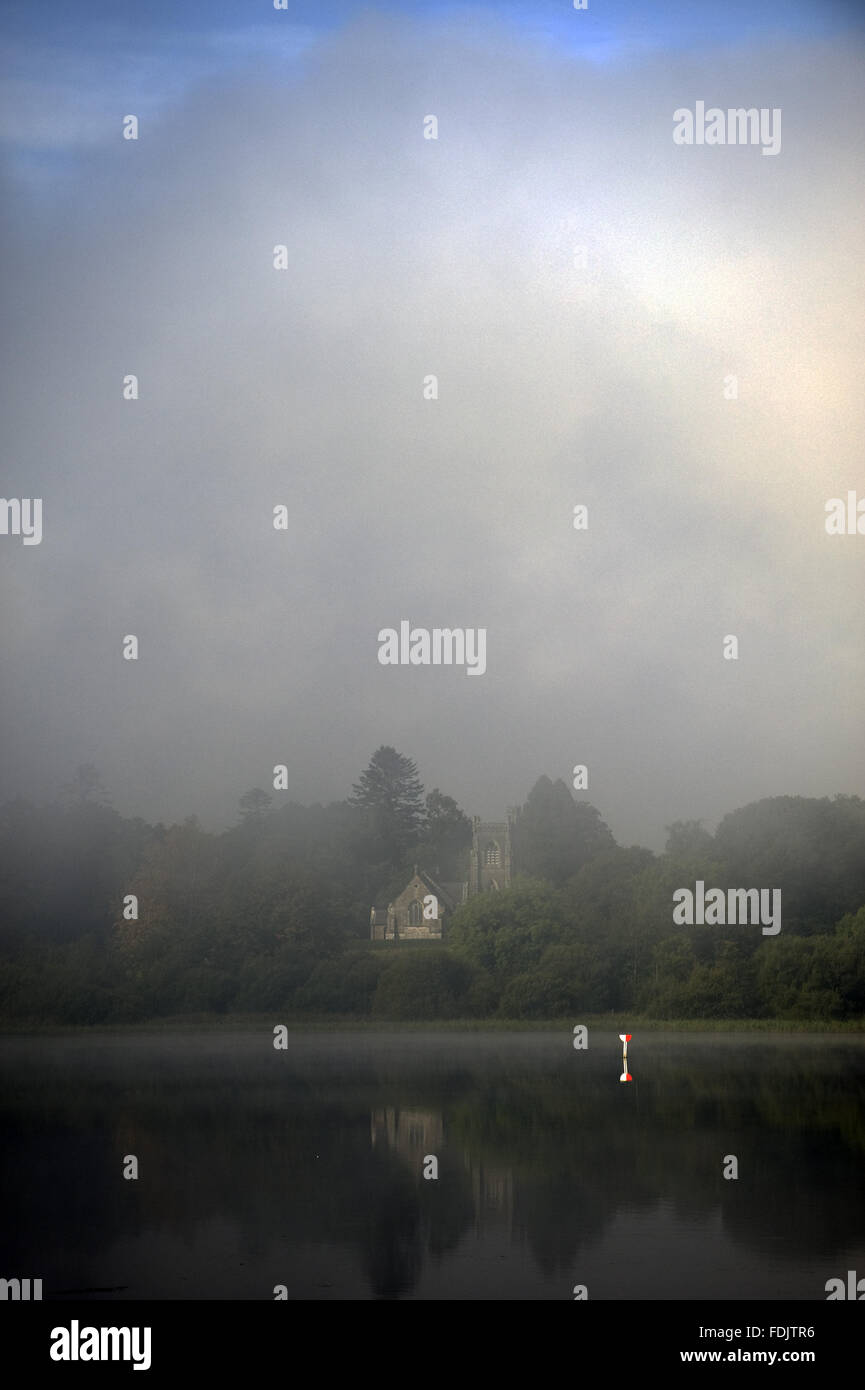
467,808,519,896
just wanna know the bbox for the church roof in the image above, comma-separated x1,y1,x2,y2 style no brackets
372,866,462,912
412,866,457,909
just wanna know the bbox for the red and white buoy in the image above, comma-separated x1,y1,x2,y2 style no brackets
619,1032,632,1083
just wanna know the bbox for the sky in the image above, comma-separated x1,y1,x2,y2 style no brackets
1,0,864,850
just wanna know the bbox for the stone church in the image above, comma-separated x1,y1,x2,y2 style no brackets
369,810,519,941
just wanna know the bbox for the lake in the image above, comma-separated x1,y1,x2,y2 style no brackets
1,1030,863,1300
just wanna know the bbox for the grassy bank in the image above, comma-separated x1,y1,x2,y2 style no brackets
2,1014,865,1035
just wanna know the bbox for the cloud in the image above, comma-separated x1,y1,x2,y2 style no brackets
1,9,863,847
0,20,318,153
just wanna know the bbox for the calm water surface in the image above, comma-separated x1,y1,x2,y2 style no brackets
1,1030,863,1300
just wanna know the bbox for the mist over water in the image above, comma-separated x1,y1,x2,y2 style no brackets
2,1031,863,1300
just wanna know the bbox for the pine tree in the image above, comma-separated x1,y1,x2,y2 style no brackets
350,747,426,868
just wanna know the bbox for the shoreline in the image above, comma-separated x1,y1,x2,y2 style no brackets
2,1014,865,1036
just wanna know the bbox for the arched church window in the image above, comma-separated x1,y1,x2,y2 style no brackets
484,842,500,866
408,899,423,925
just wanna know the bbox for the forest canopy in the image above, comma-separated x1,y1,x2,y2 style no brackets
0,755,863,1024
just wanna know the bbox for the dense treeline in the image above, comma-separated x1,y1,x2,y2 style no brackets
0,755,863,1023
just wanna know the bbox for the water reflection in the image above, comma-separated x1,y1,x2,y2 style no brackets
0,1032,863,1299
370,1106,443,1168
370,1104,514,1246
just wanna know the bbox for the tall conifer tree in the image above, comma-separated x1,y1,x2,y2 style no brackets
350,747,426,868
